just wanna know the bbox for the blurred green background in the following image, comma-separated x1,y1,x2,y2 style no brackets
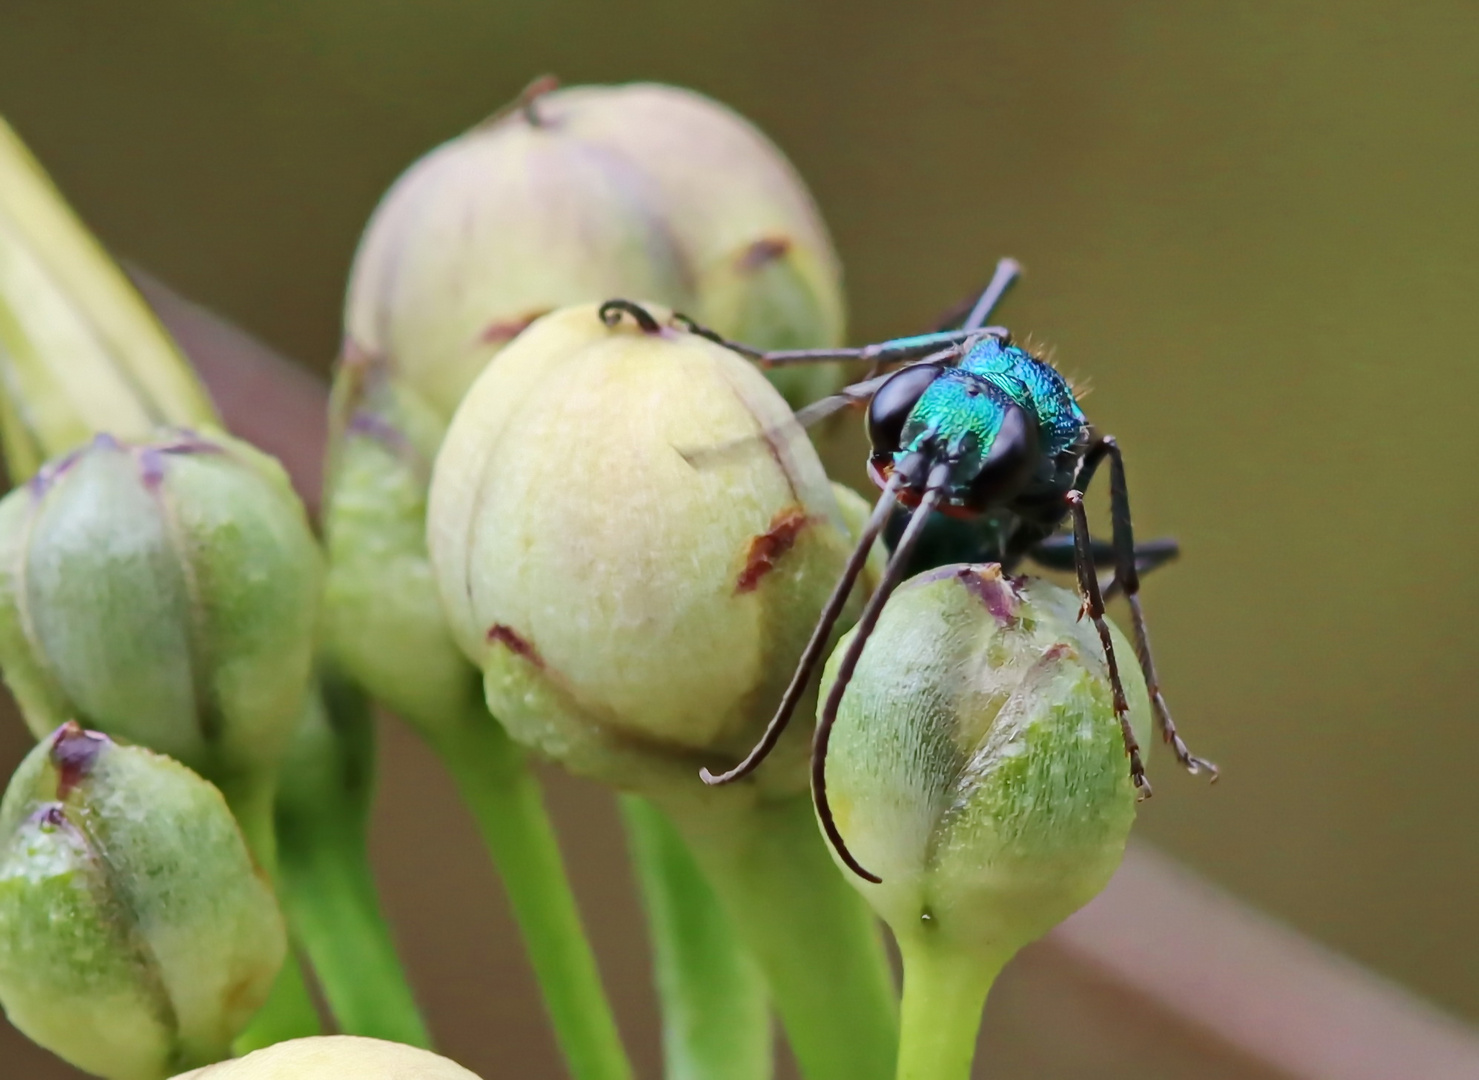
1,0,1476,1075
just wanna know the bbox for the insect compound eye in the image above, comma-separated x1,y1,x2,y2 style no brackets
866,364,944,455
965,403,1041,508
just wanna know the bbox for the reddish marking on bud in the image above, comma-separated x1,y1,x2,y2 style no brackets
738,236,792,273
49,722,108,798
735,506,812,594
479,309,551,346
487,624,544,668
957,565,1020,626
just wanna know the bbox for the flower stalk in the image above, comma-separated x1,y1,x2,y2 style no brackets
620,795,772,1080
273,670,431,1048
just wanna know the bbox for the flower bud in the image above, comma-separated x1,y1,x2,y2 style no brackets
343,99,692,422
0,723,286,1080
0,431,321,785
821,566,1145,961
322,356,481,735
170,1035,483,1080
427,302,853,795
343,80,846,420
544,83,847,408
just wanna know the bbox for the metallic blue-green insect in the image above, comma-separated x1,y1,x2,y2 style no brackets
600,262,1215,882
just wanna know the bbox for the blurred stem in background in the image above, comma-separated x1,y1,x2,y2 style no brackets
621,795,773,1080
0,110,425,1052
275,668,432,1048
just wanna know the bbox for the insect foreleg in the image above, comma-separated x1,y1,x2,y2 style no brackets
1066,488,1151,799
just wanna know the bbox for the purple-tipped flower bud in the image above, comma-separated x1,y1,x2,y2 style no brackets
823,566,1145,957
0,431,321,784
817,566,1148,1079
0,724,286,1080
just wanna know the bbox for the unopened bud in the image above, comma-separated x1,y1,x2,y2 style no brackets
322,358,480,734
343,80,845,420
545,83,847,407
0,431,321,784
0,724,286,1080
427,302,853,795
822,566,1144,960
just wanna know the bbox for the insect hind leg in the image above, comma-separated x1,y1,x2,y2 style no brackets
1087,437,1217,778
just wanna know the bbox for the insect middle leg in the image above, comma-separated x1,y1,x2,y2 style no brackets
1065,490,1150,798
1079,436,1217,778
1028,534,1180,600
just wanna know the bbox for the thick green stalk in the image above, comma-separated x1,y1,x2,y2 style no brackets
216,775,323,1052
431,707,633,1080
0,114,219,472
276,837,430,1046
620,795,772,1080
657,789,898,1080
274,678,430,1047
893,940,1000,1080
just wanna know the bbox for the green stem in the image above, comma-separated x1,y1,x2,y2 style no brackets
431,707,633,1080
893,939,1000,1080
276,838,430,1046
274,676,431,1046
657,789,898,1080
620,795,772,1080
218,775,323,1053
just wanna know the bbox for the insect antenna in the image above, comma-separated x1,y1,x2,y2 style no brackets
962,257,1023,332
700,471,906,787
813,459,951,883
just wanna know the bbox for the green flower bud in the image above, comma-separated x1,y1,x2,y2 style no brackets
0,723,286,1080
545,83,847,407
428,302,901,1080
322,356,479,735
0,431,321,788
343,95,692,422
0,115,218,481
427,301,852,795
343,80,845,420
819,565,1147,1079
170,1035,483,1080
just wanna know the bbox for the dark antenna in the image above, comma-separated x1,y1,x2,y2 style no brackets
813,460,951,883
962,257,1022,333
